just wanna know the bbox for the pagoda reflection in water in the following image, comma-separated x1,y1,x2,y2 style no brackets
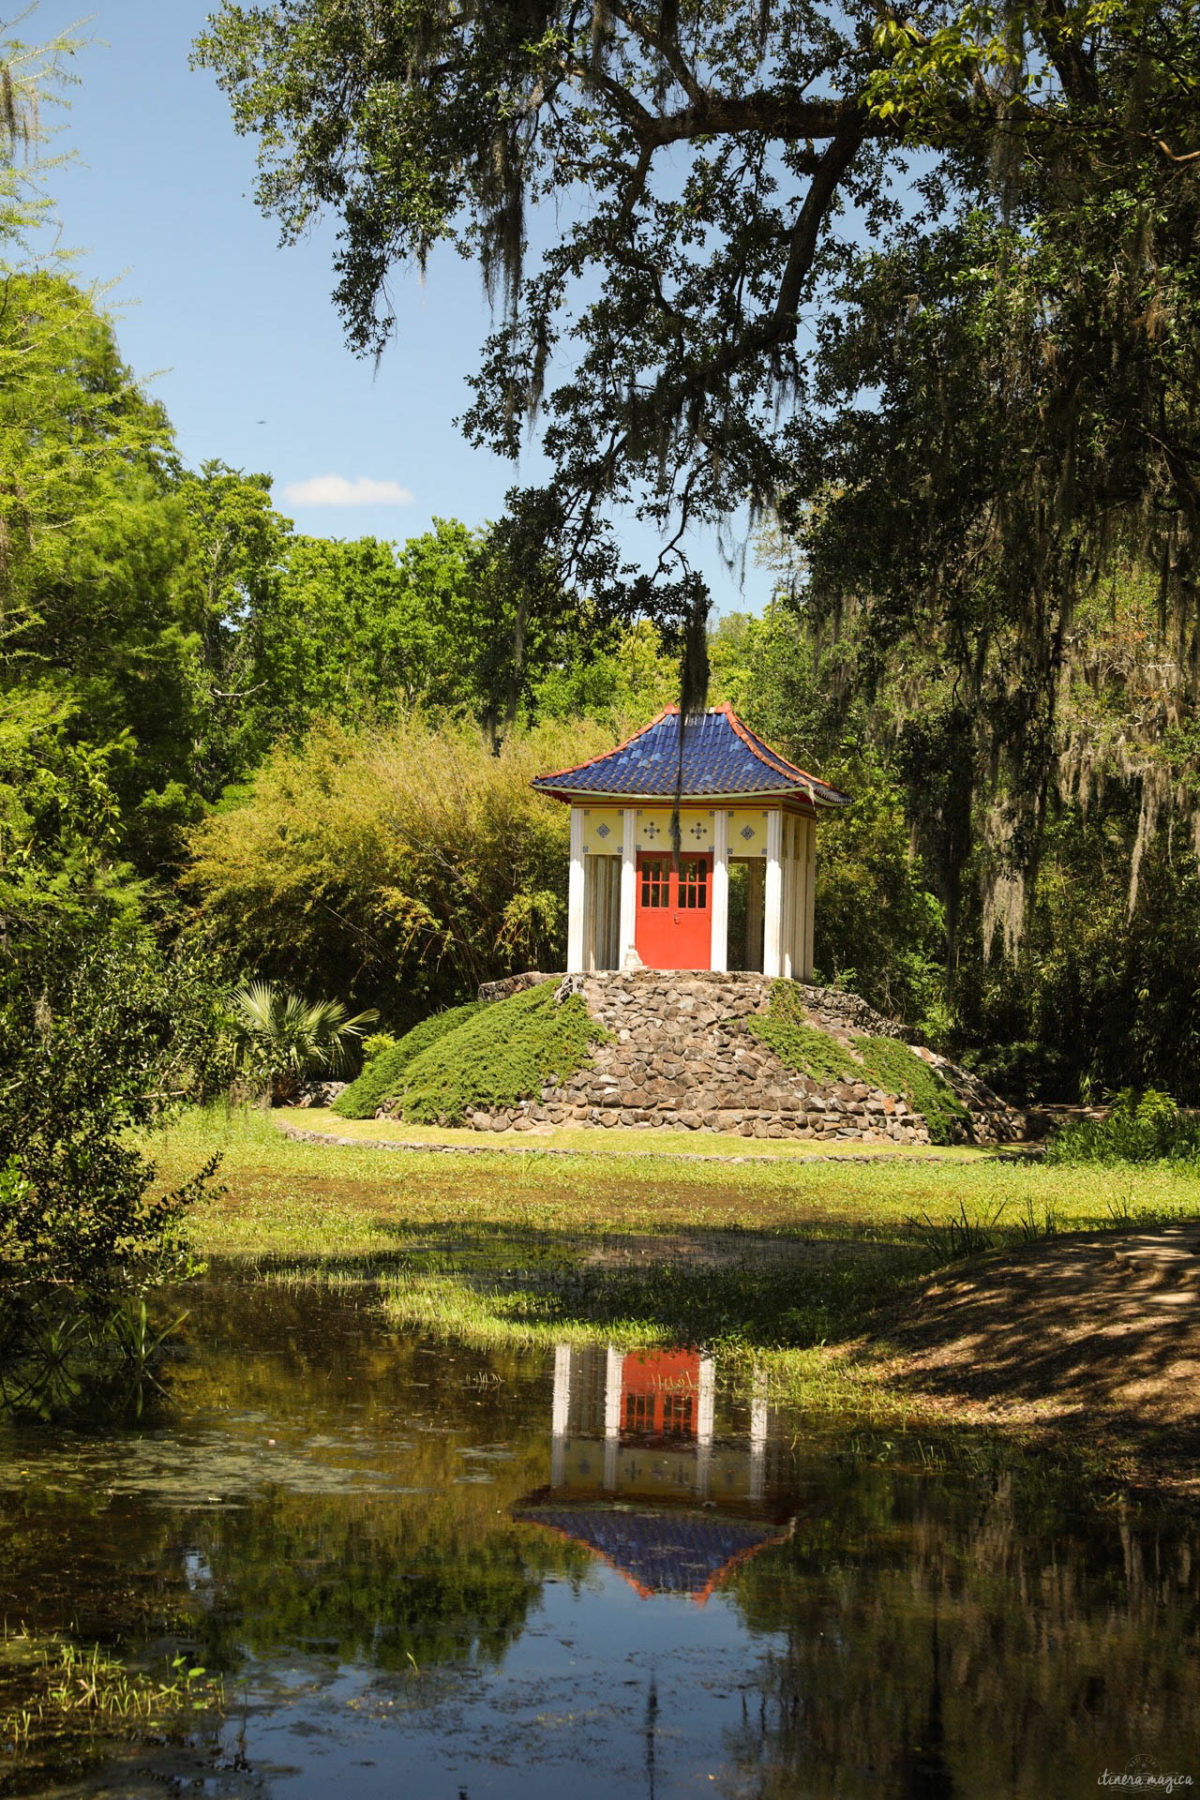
516,1345,792,1602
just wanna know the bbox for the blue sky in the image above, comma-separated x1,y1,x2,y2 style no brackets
25,0,772,617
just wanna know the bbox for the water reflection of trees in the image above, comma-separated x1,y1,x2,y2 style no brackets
188,1495,590,1673
0,1282,592,1672
169,1284,594,1674
724,1465,1200,1797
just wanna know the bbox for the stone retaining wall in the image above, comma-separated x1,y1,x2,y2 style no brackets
463,969,1024,1144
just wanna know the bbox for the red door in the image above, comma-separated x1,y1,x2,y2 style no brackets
635,852,712,970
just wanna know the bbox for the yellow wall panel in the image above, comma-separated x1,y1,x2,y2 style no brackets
633,807,716,852
579,806,623,855
728,808,772,857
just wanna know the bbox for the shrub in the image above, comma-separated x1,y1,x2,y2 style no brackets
360,1032,398,1064
229,981,378,1104
852,1034,968,1147
1045,1089,1200,1165
332,1002,485,1118
0,917,225,1418
185,715,612,1017
387,982,608,1125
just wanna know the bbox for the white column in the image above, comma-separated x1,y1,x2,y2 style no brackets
781,814,795,981
695,1355,716,1500
749,1366,769,1503
603,1345,623,1491
803,817,817,979
794,817,811,979
582,855,597,973
619,807,637,967
763,808,784,978
710,809,729,972
551,1343,571,1488
790,820,804,979
567,806,586,973
594,857,617,970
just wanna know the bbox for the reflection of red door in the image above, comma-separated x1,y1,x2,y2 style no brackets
622,1350,702,1439
635,852,712,970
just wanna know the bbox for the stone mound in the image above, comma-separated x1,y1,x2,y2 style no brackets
468,970,1024,1145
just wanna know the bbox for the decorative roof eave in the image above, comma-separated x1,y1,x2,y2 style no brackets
534,787,839,813
514,1501,793,1606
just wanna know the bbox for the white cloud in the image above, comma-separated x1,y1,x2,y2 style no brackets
282,473,415,508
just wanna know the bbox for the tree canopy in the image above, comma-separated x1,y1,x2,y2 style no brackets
194,1,1200,610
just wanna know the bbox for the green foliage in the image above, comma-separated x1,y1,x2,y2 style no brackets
360,1032,397,1064
230,980,379,1104
192,0,1200,1117
385,982,607,1126
904,1200,1009,1262
0,269,207,870
1046,1091,1200,1168
852,1035,968,1148
0,920,227,1293
0,912,229,1417
707,607,946,1029
748,985,861,1085
0,1291,191,1423
186,716,603,1018
333,1003,485,1120
175,460,292,796
179,506,600,773
1,1631,223,1779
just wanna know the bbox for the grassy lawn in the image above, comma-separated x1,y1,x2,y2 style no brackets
164,1105,1200,1256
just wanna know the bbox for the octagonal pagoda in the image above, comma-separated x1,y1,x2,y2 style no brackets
532,703,850,977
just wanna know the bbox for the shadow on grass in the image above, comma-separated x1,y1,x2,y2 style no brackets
875,1223,1200,1436
212,1217,941,1352
208,1191,1200,1390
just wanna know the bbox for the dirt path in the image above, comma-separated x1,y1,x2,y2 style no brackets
274,1115,984,1166
878,1224,1200,1490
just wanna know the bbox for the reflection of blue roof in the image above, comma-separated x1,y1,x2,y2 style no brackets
519,1507,780,1598
531,705,850,807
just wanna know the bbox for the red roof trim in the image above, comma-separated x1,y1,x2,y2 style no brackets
717,702,837,799
533,788,820,814
691,1526,793,1607
517,1511,790,1608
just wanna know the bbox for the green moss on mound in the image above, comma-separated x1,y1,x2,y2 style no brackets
332,1002,485,1118
852,1034,969,1147
750,982,970,1145
388,981,609,1126
748,982,860,1083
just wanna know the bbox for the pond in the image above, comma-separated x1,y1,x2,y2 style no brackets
1,1275,1197,1799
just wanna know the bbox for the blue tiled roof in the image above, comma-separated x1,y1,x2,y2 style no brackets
531,706,850,806
518,1506,780,1597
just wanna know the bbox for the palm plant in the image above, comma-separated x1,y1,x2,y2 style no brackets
230,981,379,1104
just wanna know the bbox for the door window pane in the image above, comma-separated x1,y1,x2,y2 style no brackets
640,858,669,908
679,858,708,909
